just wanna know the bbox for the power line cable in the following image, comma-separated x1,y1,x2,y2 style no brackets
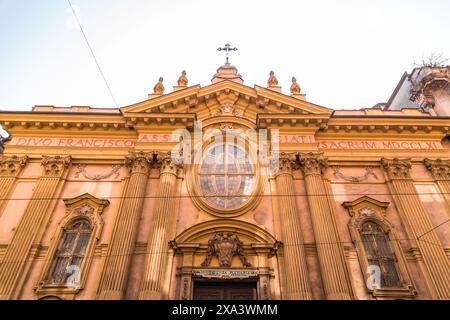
0,236,445,267
67,0,118,107
416,218,450,240
2,191,450,201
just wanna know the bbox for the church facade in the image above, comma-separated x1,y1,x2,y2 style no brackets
0,63,449,300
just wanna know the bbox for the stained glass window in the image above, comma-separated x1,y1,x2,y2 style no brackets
199,144,255,210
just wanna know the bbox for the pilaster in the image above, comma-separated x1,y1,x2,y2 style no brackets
272,152,312,300
424,158,450,214
96,151,153,300
382,158,450,299
0,155,29,218
300,152,353,300
138,151,183,300
0,155,71,300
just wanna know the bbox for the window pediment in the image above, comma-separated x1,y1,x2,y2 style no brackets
35,193,109,300
342,196,416,299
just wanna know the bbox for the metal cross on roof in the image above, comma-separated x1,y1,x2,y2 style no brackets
217,43,238,65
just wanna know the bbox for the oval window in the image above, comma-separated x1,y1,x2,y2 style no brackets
198,144,255,210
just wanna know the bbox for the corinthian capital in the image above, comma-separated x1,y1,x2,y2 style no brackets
424,158,450,180
271,152,299,174
0,155,29,177
153,150,184,176
125,151,152,175
41,155,72,177
299,152,328,176
381,158,411,180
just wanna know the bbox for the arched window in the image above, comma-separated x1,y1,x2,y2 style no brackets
45,219,92,285
36,193,109,299
360,221,402,288
343,196,416,298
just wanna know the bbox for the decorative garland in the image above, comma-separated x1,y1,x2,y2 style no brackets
74,164,121,180
332,166,377,182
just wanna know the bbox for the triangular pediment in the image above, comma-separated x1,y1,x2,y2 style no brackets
121,80,332,123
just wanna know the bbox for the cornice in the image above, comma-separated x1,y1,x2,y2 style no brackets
0,111,199,132
121,80,332,116
253,85,332,115
325,116,450,134
123,112,196,128
257,113,329,129
199,80,255,97
2,86,449,136
0,112,126,131
197,81,332,115
121,85,201,113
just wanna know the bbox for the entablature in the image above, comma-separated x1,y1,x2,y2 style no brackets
324,115,450,135
0,112,127,132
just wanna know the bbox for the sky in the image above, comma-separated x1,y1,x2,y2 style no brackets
0,0,449,116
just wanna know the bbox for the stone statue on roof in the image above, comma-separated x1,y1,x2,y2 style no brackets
177,70,188,87
153,77,165,94
267,70,278,87
290,76,301,95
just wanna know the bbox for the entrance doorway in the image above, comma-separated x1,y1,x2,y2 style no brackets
193,280,257,300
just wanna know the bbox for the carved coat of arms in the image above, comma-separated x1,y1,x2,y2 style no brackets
201,232,251,268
